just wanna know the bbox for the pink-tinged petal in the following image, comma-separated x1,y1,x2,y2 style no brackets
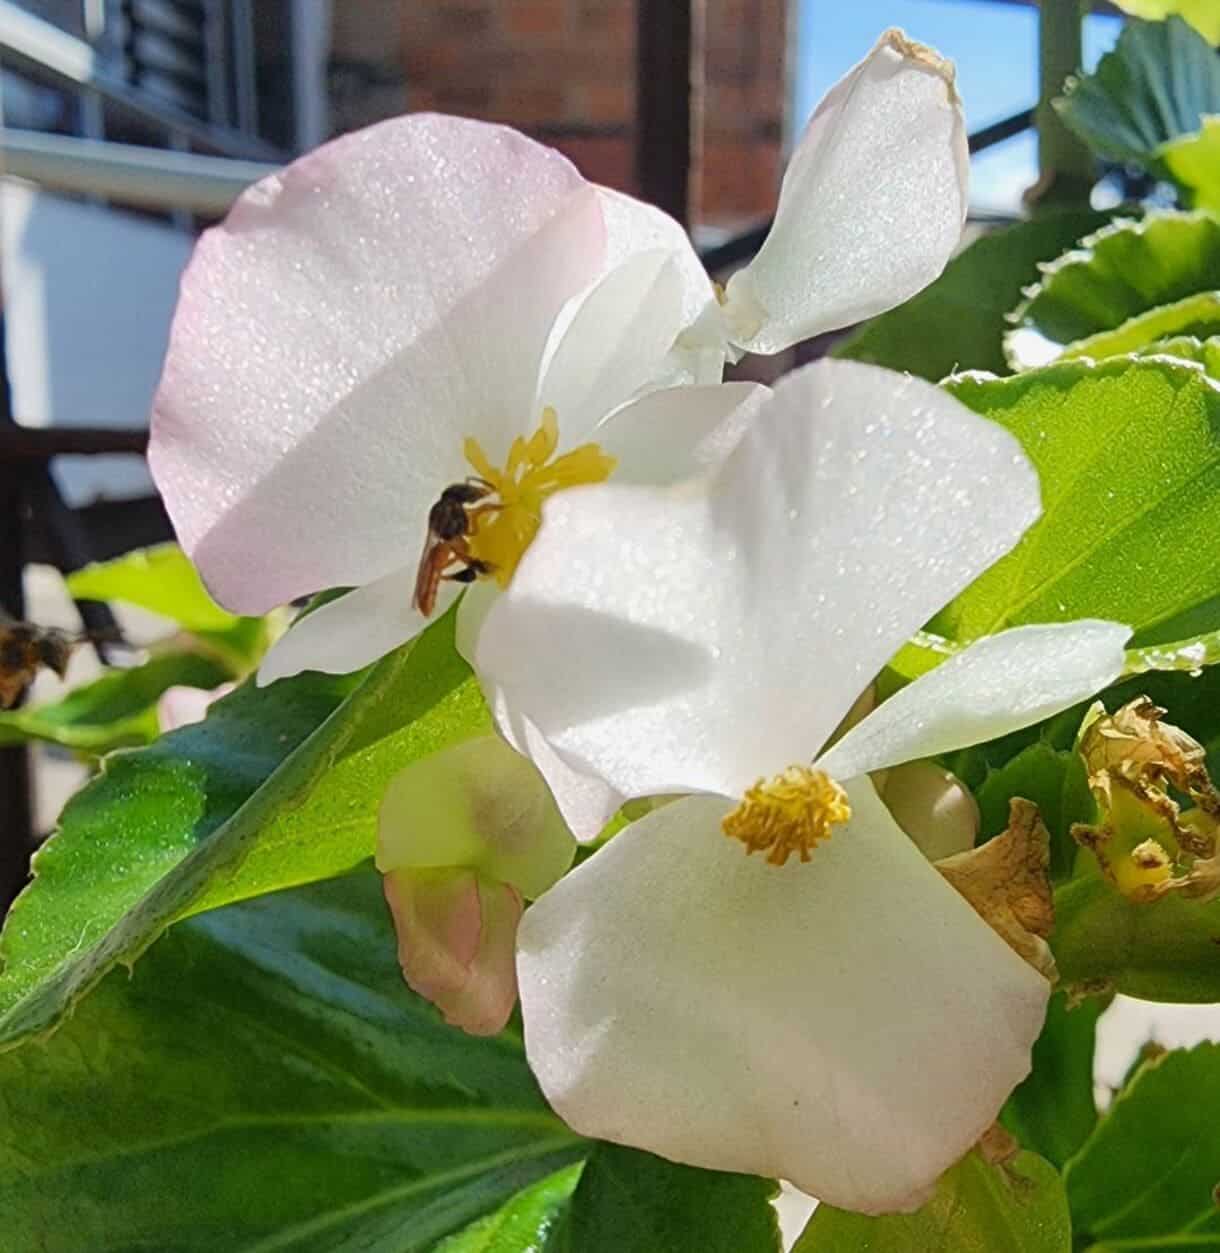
384,867,523,1037
724,30,968,354
476,360,1039,802
150,114,605,614
518,781,1049,1211
156,682,234,733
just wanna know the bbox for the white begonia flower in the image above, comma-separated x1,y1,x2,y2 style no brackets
700,28,969,360
469,359,1132,1213
148,112,722,667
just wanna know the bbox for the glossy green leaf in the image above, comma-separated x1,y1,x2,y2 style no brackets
550,1144,780,1253
436,1165,582,1251
0,650,231,752
833,211,1105,381
1161,116,1220,213
1060,294,1220,363
1002,991,1106,1168
1053,872,1220,1001
66,542,240,632
1055,17,1220,164
0,869,583,1252
1005,213,1220,369
793,1151,1070,1252
1111,0,1220,43
939,356,1220,649
0,607,489,1049
1067,1044,1220,1250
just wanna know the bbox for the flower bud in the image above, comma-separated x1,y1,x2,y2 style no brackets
880,760,980,862
382,868,522,1036
377,735,576,1033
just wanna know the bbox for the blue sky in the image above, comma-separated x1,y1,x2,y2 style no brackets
794,0,1124,212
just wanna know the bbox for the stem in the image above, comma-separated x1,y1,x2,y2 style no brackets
1029,0,1095,212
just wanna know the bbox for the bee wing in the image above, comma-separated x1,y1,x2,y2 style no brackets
412,529,447,615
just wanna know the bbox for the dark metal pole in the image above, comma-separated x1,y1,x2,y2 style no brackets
0,323,33,915
635,0,700,227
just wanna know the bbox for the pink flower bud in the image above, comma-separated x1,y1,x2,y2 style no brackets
382,867,524,1037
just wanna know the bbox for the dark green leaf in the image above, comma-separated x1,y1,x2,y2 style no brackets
0,869,582,1252
940,356,1220,649
833,211,1105,381
1110,0,1220,43
1053,872,1220,1001
1004,213,1220,368
1002,991,1107,1168
793,1151,1070,1252
0,607,489,1049
0,650,232,753
551,1144,780,1253
435,1165,582,1251
1067,1044,1220,1249
1055,17,1220,165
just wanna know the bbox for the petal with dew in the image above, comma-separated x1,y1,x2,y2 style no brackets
537,251,690,443
377,734,576,899
518,780,1049,1213
817,621,1131,783
724,30,968,354
476,360,1040,801
257,565,432,685
595,381,768,486
150,114,605,614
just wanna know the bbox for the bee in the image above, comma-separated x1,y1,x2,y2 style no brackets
412,479,501,616
0,616,79,709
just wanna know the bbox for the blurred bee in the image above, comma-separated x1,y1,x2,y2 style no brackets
412,479,501,616
0,616,79,709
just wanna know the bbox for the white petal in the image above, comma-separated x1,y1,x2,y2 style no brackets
518,779,1049,1213
595,381,769,485
457,582,623,842
475,360,1039,801
257,565,435,684
377,735,575,899
817,621,1132,782
724,30,968,354
150,115,604,614
538,251,688,443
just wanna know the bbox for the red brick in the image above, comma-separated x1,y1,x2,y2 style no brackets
502,0,569,38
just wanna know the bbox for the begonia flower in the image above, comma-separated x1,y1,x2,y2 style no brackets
469,359,1132,1212
376,734,575,1035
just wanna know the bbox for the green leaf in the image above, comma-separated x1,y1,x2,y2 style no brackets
550,1144,779,1253
1005,213,1220,369
1067,1044,1220,1249
436,1165,583,1251
793,1151,1070,1252
0,868,583,1252
1055,18,1220,165
833,211,1105,381
1060,294,1220,363
0,650,232,753
939,356,1220,650
973,740,1093,880
66,542,239,633
1053,872,1220,1001
0,607,489,1049
1002,991,1106,1168
1111,0,1220,43
1161,117,1220,213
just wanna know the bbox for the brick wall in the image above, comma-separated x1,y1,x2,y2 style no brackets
327,1,787,231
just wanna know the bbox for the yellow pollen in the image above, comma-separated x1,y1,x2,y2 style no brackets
462,407,615,586
722,765,852,866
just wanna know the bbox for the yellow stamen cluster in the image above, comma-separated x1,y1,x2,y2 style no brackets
463,407,615,586
722,765,852,866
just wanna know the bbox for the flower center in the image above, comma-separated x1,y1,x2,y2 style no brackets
462,407,615,586
722,765,852,866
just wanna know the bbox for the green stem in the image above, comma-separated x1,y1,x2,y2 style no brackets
1030,0,1095,212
